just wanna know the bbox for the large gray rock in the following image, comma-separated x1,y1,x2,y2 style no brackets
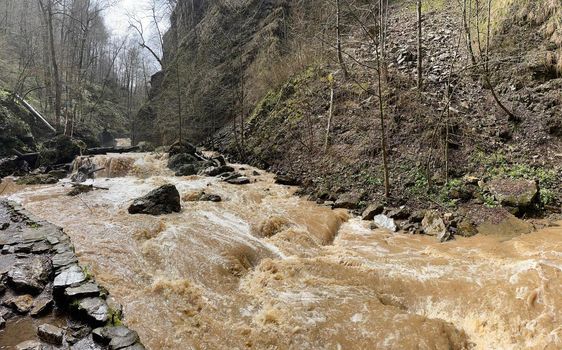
128,184,181,215
487,179,538,210
92,326,140,349
371,214,397,232
422,211,450,242
64,282,101,299
361,203,384,220
202,165,234,177
226,177,250,185
37,324,65,345
30,297,54,317
168,141,197,156
71,337,104,350
7,256,52,294
54,264,87,289
76,298,110,325
167,153,198,172
333,192,362,210
52,251,78,270
175,164,199,176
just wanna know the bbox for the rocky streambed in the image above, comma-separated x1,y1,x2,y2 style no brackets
0,200,144,349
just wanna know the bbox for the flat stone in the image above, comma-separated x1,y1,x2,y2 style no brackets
203,165,235,176
77,298,110,325
52,243,73,254
52,251,78,270
30,297,54,317
225,177,250,185
65,283,101,298
54,264,87,288
7,256,52,294
32,241,52,254
14,243,34,253
92,326,139,349
4,294,34,314
37,324,64,345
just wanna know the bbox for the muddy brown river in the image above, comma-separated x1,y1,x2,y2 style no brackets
2,153,561,349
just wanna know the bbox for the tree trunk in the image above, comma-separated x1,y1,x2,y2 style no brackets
40,0,62,129
336,0,348,79
417,0,423,90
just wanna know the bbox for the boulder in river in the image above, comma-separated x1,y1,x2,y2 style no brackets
168,153,198,172
275,174,300,186
202,165,235,177
168,141,197,156
128,184,181,215
226,177,250,185
371,214,397,232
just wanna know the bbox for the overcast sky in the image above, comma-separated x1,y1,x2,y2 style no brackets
104,0,154,37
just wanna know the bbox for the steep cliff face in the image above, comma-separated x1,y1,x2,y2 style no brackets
138,0,324,144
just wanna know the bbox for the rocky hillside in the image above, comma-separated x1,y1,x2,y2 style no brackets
142,0,561,218
136,0,329,144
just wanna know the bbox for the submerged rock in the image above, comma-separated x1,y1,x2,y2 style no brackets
371,214,397,232
202,165,234,177
128,184,181,215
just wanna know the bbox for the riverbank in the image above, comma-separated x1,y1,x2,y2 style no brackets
0,200,144,349
2,151,561,349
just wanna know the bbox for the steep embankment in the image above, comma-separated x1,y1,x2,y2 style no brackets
136,0,327,144
143,0,561,217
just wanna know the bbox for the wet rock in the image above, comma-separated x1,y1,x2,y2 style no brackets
37,324,64,345
226,177,250,185
76,297,110,325
361,203,384,220
14,242,34,253
456,219,478,237
64,282,101,299
0,305,14,320
386,206,411,220
333,192,362,210
168,141,197,156
487,179,538,213
175,164,199,176
212,155,226,166
168,153,198,172
32,241,51,254
128,184,181,215
199,193,222,202
202,165,235,177
30,297,54,317
52,251,78,270
0,316,5,329
16,174,59,185
409,210,426,223
53,264,87,289
422,211,449,241
371,214,397,232
275,175,300,186
7,256,52,294
92,326,140,349
4,294,34,314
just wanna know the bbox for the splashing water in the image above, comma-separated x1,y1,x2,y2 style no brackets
4,153,561,349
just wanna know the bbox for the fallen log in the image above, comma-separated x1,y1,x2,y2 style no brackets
84,146,139,155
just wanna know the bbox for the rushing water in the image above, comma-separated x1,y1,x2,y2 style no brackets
3,153,561,349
